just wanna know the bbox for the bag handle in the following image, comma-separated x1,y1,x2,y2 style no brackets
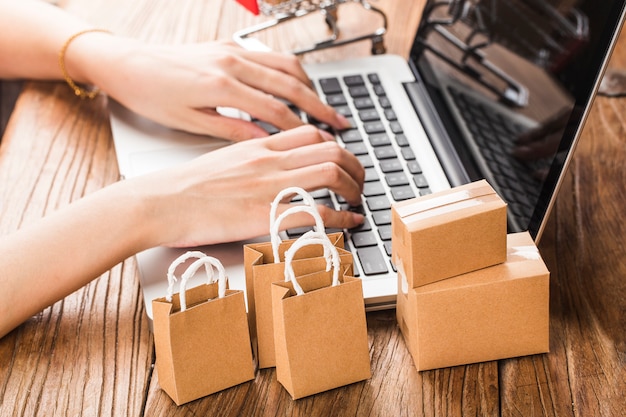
166,251,210,302
283,232,341,296
269,187,326,263
166,251,228,312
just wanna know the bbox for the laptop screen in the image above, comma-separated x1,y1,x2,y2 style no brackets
408,0,625,239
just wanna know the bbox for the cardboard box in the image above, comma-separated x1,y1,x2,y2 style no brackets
392,179,507,288
396,232,550,371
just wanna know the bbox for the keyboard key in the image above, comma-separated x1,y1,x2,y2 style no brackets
358,109,381,122
364,167,380,182
353,97,375,109
326,94,347,106
344,75,365,86
383,241,393,257
374,145,397,160
349,86,370,98
333,105,353,117
357,154,374,168
351,231,378,247
407,160,422,174
363,181,386,197
368,133,391,147
378,96,392,108
356,246,389,275
340,129,363,143
367,73,380,84
319,77,342,94
345,142,369,155
378,225,392,241
373,84,386,96
254,120,280,135
366,195,391,211
379,158,403,173
384,108,397,121
364,121,386,134
389,121,403,134
372,210,392,225
391,186,416,201
400,147,416,160
385,172,410,186
413,173,430,188
395,133,409,147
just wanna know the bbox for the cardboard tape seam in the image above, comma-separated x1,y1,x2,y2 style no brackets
395,184,495,218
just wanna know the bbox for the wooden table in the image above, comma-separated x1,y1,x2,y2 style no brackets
1,1,625,415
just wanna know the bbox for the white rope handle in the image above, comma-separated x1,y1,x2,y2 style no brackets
283,232,341,296
166,251,211,302
269,187,326,263
269,186,317,230
178,256,228,312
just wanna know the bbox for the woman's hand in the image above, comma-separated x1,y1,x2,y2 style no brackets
83,38,351,140
134,125,365,248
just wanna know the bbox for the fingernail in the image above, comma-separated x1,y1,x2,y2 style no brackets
319,129,336,142
335,113,352,129
352,212,365,224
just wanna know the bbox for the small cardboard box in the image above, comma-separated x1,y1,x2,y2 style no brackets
396,232,550,371
392,179,507,288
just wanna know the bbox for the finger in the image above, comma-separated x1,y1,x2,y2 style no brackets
238,65,350,130
272,203,365,231
216,55,350,130
193,75,306,130
219,41,314,88
279,161,364,206
241,53,312,89
181,108,271,140
264,125,326,151
283,140,365,189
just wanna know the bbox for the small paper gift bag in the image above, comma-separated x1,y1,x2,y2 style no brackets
152,252,255,405
243,187,354,368
272,233,371,399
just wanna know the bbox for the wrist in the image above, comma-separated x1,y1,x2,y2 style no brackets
61,31,140,96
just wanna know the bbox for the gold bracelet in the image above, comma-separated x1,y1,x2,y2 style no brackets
58,29,112,99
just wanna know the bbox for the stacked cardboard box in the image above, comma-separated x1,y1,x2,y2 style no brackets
392,180,550,371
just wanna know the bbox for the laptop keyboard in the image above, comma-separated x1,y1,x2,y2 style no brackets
273,72,432,278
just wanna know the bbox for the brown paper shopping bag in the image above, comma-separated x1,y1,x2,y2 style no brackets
243,187,354,369
152,252,255,405
271,233,371,399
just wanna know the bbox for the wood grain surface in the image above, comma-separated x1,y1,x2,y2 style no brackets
0,1,624,416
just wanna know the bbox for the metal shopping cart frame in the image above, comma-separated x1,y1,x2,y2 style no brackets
233,0,388,55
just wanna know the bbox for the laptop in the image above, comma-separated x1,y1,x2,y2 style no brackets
108,0,626,321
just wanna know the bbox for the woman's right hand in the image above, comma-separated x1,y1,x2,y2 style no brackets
132,125,365,248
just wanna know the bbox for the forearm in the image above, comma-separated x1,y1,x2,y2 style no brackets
0,0,138,89
0,180,156,338
0,0,93,80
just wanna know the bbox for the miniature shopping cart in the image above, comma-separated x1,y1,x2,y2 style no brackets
233,0,388,55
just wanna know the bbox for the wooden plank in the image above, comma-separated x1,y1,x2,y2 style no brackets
0,83,153,416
